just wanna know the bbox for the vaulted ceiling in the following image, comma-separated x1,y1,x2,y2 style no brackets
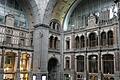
23,0,79,26
51,0,76,23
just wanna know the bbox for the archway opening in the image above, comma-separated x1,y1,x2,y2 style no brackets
48,58,59,80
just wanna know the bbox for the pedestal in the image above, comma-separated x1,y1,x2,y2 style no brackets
33,72,48,80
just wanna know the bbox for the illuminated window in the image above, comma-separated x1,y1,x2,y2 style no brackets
89,55,98,73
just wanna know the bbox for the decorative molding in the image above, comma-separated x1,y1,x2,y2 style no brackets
34,24,49,28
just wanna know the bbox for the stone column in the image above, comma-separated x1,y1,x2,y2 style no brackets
112,1,120,80
16,50,21,80
84,31,89,80
97,27,104,80
114,1,120,80
33,24,49,80
98,51,103,80
71,54,76,80
87,33,90,48
113,25,118,48
60,30,64,80
0,48,5,79
114,50,120,80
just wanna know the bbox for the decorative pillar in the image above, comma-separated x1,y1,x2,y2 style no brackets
28,53,32,80
33,24,49,80
16,50,21,80
30,52,34,80
97,27,103,80
84,31,89,80
87,33,90,48
71,54,76,80
60,30,64,80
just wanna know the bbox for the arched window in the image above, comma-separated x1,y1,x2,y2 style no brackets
80,35,85,48
88,55,98,73
89,33,97,47
66,37,70,50
49,36,54,48
102,54,114,74
101,32,106,46
107,30,113,46
75,36,79,49
53,22,56,29
57,24,60,31
77,55,84,72
54,37,58,49
65,57,70,69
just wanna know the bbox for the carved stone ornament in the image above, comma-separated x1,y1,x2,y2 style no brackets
88,13,96,28
39,31,43,38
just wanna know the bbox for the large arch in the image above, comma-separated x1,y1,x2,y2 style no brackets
48,57,59,80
